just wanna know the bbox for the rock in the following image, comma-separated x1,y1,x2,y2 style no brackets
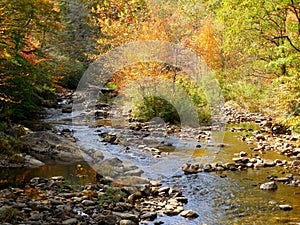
96,214,119,225
150,180,161,186
115,202,133,211
291,160,300,167
82,200,95,206
274,177,290,182
203,164,213,172
119,220,137,225
279,204,293,211
21,131,82,163
25,155,45,167
124,169,144,176
239,151,248,157
164,208,179,216
216,166,225,171
140,212,157,221
50,176,65,182
173,206,184,214
232,157,249,164
263,159,275,167
260,181,278,190
271,123,290,134
115,176,150,186
61,104,72,113
176,197,188,204
30,177,49,187
267,174,278,180
29,212,42,221
224,163,237,171
158,186,170,193
111,212,139,223
245,162,253,167
182,163,201,174
179,209,199,218
254,162,264,169
255,134,265,141
128,191,143,202
99,132,119,144
93,151,104,160
62,218,78,225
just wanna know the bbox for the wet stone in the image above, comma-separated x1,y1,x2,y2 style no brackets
260,181,278,190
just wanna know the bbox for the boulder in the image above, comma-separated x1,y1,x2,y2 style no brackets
21,131,83,163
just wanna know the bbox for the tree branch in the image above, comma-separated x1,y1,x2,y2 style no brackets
272,35,300,52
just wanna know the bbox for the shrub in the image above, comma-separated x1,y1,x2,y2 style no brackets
132,96,180,124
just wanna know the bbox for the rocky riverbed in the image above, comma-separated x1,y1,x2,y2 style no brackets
0,174,199,224
1,90,300,224
182,106,300,189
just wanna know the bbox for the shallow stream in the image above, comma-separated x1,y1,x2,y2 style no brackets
1,110,300,225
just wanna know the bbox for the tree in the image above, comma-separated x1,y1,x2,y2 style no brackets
0,0,62,122
208,0,300,129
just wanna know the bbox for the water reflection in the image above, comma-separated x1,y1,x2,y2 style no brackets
0,162,97,189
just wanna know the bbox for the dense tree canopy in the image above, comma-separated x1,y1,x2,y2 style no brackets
0,0,299,131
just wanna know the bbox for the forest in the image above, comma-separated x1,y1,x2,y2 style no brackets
1,0,299,131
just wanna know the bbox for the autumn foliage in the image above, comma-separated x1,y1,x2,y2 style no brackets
0,0,299,130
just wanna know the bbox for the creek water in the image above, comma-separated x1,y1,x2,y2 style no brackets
1,109,300,225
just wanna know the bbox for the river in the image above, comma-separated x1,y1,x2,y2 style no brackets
1,107,300,225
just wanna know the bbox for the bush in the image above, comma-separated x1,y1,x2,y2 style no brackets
222,80,268,112
0,133,29,163
132,96,180,124
130,74,211,126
